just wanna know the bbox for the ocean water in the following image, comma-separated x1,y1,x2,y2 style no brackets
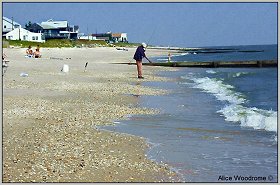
102,45,278,182
154,44,277,62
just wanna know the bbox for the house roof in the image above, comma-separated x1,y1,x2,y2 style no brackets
3,16,21,26
92,33,111,37
30,23,43,29
40,24,56,29
112,33,122,38
40,19,68,29
7,27,31,35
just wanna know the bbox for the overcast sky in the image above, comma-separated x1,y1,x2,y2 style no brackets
3,2,277,47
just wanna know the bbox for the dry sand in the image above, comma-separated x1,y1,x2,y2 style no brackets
2,46,182,182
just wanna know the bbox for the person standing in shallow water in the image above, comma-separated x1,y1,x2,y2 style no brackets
133,43,152,79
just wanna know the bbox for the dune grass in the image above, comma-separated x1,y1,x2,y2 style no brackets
3,39,140,48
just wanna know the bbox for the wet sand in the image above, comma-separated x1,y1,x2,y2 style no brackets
2,46,181,182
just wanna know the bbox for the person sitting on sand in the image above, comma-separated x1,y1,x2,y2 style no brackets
33,48,41,58
26,46,33,57
36,45,40,52
133,43,152,79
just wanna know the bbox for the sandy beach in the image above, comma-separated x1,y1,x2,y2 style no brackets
2,46,181,182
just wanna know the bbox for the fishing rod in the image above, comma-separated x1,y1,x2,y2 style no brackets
148,25,172,64
146,25,157,48
139,25,157,65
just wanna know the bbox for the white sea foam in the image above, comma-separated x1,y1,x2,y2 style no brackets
206,70,217,74
187,75,277,133
232,72,249,78
192,77,245,104
157,58,168,61
172,52,190,57
218,105,277,132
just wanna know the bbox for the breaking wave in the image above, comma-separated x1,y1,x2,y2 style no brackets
182,75,277,134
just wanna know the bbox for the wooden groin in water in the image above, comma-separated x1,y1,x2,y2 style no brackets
117,60,277,68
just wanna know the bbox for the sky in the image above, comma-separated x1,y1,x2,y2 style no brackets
2,2,278,47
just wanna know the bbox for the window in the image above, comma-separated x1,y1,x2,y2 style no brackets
32,36,35,40
35,36,38,40
23,35,27,40
4,25,6,28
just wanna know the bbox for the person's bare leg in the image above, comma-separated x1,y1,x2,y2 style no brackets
136,61,143,77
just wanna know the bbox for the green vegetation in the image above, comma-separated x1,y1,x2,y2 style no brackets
3,39,41,48
113,42,140,47
2,39,140,48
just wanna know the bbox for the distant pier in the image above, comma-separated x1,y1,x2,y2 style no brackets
118,60,277,68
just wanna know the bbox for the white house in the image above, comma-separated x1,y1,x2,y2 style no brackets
6,28,45,43
40,19,79,39
3,17,21,34
78,35,97,40
112,33,128,43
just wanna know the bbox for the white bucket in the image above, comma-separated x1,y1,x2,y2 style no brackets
62,64,69,73
20,72,28,77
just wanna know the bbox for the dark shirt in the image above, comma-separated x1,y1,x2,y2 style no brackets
133,46,146,61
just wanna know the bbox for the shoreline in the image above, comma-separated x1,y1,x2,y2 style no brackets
102,65,278,182
2,47,181,182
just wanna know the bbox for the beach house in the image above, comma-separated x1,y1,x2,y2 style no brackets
92,32,113,42
112,33,128,43
5,28,45,43
39,19,79,40
91,32,128,43
2,17,21,37
78,33,97,40
25,23,44,33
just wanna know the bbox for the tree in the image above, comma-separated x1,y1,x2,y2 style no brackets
25,21,32,29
